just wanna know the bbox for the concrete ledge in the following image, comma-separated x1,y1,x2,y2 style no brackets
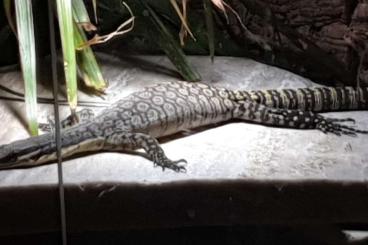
1,180,368,235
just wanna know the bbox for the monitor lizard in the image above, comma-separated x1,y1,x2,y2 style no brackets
0,81,367,172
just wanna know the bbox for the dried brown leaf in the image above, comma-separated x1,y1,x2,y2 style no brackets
210,0,226,12
179,0,189,46
77,2,134,49
170,0,195,44
78,22,97,32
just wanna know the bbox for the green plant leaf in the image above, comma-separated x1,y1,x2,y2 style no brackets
72,0,97,31
14,0,38,135
56,0,78,110
74,21,107,92
140,0,201,82
72,0,90,23
203,0,215,62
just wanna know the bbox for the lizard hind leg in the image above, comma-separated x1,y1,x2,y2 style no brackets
314,115,368,136
106,131,187,172
236,101,368,136
268,107,368,136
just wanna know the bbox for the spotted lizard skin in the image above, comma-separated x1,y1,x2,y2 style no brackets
236,86,368,112
0,81,367,172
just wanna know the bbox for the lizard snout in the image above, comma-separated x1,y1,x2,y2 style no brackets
0,144,17,167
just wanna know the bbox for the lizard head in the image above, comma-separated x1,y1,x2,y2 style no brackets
0,144,18,168
0,134,57,169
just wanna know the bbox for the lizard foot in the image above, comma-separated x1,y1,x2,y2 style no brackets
39,123,52,132
39,115,56,132
316,115,368,136
106,131,187,173
153,152,187,172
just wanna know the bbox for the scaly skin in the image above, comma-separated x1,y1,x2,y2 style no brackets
0,81,367,172
234,86,368,112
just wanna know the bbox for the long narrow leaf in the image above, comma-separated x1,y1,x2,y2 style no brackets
56,0,78,110
74,21,107,92
4,0,17,36
203,0,215,62
169,0,195,42
72,0,96,31
72,0,90,23
141,1,201,82
92,0,98,24
15,0,38,135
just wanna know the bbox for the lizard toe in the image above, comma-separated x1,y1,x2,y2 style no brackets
328,117,356,124
153,153,187,172
316,117,367,136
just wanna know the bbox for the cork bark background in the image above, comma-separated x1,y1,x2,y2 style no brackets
223,0,368,86
1,0,367,87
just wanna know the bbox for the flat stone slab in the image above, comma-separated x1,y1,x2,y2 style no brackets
0,55,367,235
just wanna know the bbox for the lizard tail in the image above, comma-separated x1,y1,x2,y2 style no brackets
233,86,368,112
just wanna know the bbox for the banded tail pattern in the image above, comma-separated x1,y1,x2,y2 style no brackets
230,87,368,112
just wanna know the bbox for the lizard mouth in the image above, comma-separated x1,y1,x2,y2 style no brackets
0,157,17,169
0,145,18,168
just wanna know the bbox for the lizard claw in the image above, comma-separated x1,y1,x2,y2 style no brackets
162,159,187,173
172,159,187,173
327,117,356,124
316,116,368,136
153,153,187,172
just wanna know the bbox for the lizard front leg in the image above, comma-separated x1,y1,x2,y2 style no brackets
106,131,187,172
39,108,95,132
